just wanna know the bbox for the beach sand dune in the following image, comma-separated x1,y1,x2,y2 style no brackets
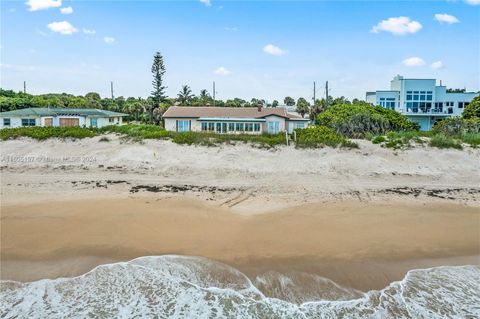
1,137,479,292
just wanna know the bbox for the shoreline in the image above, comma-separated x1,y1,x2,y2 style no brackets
2,197,479,291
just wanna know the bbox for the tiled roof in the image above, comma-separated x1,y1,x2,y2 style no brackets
0,108,128,117
162,106,305,119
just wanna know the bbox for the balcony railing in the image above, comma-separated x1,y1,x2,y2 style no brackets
403,108,452,115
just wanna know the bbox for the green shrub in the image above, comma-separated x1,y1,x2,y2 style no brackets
295,126,358,148
432,117,480,135
429,134,462,149
371,136,385,144
461,133,480,147
317,103,419,138
462,96,480,119
0,126,97,140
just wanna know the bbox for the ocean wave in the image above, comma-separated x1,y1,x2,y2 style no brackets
1,255,479,318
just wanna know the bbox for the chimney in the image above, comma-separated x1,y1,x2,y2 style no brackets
257,104,262,112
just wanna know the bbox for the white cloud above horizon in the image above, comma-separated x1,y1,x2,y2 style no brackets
263,44,285,56
431,61,444,69
60,6,73,14
47,21,77,35
26,0,62,11
465,0,480,5
434,13,459,24
82,28,96,35
403,57,426,67
103,36,115,44
371,16,422,35
199,0,211,6
214,66,231,76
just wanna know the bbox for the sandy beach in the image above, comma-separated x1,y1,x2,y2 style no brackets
1,136,480,293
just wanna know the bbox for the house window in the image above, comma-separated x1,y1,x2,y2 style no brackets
254,123,260,132
296,122,305,129
236,123,244,132
3,118,11,126
458,102,464,108
109,118,114,123
21,119,36,126
176,120,191,132
228,123,235,132
245,123,254,132
267,121,280,134
201,122,207,131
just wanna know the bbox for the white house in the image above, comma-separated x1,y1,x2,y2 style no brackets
0,108,128,129
162,106,310,134
366,75,479,130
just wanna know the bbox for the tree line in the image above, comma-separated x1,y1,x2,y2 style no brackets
0,51,363,123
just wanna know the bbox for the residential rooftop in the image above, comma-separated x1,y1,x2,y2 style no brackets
162,106,305,119
0,108,128,117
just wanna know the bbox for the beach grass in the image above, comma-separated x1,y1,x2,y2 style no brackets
0,126,97,140
2,125,479,150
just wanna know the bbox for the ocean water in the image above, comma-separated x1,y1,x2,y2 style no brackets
1,256,479,318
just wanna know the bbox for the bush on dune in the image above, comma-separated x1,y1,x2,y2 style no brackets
295,126,358,148
432,117,480,136
0,126,97,140
317,103,419,138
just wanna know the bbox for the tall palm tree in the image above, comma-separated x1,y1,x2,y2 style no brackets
177,85,194,105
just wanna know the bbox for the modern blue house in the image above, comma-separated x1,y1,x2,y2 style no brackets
366,75,479,130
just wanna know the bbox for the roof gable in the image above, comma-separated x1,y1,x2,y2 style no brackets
0,108,128,117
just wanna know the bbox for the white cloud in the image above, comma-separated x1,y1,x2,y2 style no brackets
371,16,422,35
103,36,115,44
199,0,211,6
434,13,459,24
26,0,61,11
403,57,426,67
465,0,480,4
47,21,78,35
82,28,96,35
263,44,285,56
214,66,231,76
431,61,443,69
60,6,73,14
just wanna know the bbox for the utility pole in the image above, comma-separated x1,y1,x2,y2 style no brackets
23,81,26,94
213,81,216,107
313,81,316,105
325,81,329,108
110,81,114,100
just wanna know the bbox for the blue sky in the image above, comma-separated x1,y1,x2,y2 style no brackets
1,0,479,102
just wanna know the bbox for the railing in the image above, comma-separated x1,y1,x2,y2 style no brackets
402,109,452,115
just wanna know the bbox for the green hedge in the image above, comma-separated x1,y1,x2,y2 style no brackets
0,126,97,140
317,103,419,138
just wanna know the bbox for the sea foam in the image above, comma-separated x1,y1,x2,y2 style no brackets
1,255,479,318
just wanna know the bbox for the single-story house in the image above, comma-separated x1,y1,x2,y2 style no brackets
0,108,128,129
162,106,310,134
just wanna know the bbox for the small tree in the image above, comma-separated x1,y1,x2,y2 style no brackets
284,96,295,106
296,97,310,117
463,96,480,119
151,51,166,123
272,100,279,107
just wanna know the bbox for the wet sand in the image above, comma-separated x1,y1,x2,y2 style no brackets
2,197,479,291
